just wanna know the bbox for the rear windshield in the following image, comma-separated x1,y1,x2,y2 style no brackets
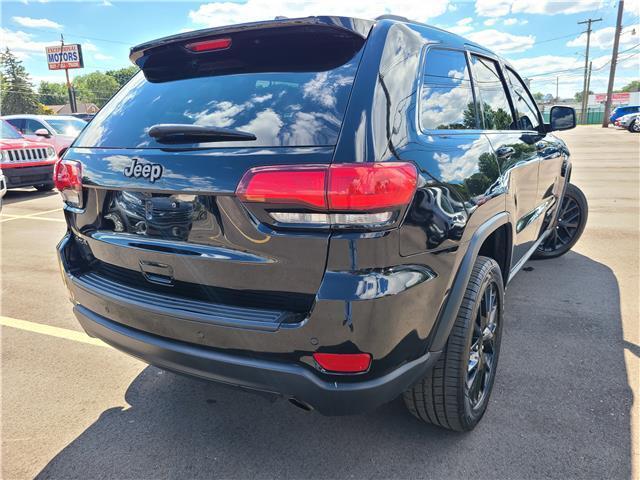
75,54,362,149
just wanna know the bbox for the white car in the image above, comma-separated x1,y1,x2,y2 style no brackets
614,112,640,130
2,114,86,156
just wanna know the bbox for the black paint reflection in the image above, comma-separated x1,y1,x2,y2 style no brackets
104,191,221,244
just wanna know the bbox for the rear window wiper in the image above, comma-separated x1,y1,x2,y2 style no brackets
148,124,257,143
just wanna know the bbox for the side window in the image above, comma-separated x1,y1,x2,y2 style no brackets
420,49,478,130
6,119,24,133
505,67,540,130
23,119,46,134
470,55,515,131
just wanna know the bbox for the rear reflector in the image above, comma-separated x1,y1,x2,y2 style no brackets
185,37,232,52
236,162,417,212
313,352,372,373
54,159,83,208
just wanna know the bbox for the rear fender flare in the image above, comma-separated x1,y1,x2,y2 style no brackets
428,212,510,352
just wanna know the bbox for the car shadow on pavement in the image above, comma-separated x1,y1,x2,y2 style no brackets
35,251,632,480
2,188,57,206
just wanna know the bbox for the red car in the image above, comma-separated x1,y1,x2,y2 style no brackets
0,119,58,191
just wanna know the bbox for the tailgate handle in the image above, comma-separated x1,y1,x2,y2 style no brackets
139,260,174,286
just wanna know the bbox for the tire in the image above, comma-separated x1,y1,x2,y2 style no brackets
34,183,55,192
628,119,640,133
403,256,504,431
532,183,588,260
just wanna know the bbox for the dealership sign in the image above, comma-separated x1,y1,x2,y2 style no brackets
45,44,84,70
594,92,630,103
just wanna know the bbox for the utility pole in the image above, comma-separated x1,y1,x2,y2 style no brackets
602,0,625,127
556,76,559,103
585,61,593,123
578,17,602,123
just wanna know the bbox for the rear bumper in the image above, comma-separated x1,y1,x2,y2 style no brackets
58,232,444,415
2,164,54,188
74,304,439,415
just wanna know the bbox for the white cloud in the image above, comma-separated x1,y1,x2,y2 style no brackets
503,18,517,25
82,41,99,52
94,53,113,61
484,18,497,26
449,17,474,35
188,0,450,28
467,29,535,53
509,54,612,77
475,0,513,17
12,16,62,29
512,0,603,15
101,0,113,5
0,28,49,59
567,23,640,50
476,0,604,17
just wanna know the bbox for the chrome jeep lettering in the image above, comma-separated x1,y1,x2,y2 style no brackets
123,158,163,183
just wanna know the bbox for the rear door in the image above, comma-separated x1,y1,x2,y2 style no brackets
65,23,369,315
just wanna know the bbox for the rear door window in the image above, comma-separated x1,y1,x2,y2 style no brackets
420,48,478,130
470,55,515,131
75,56,362,149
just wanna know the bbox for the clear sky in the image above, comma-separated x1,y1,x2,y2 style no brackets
1,0,639,98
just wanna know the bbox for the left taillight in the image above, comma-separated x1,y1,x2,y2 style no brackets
236,162,418,229
54,159,83,208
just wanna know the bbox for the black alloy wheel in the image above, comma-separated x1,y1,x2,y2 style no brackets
403,256,504,431
467,280,499,409
533,183,588,260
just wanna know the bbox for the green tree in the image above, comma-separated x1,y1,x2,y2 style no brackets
105,66,139,88
74,71,119,107
620,80,640,92
532,92,544,101
0,48,39,114
38,81,68,105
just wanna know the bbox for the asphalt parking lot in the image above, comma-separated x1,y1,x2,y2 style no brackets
1,126,638,479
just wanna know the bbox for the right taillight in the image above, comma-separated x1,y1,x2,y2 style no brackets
236,162,417,228
54,159,83,208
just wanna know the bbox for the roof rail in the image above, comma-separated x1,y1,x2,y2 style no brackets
375,14,412,22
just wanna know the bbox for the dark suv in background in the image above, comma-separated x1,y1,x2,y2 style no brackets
56,16,587,431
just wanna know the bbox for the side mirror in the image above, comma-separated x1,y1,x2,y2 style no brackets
35,128,51,137
548,106,576,132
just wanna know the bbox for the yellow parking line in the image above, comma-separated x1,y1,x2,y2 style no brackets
0,315,109,348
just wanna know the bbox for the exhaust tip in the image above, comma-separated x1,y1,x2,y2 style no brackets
288,397,313,412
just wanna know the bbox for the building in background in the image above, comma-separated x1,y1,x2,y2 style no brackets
48,103,99,115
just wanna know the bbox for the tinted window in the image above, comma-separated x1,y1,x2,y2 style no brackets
5,119,24,133
1,120,22,139
420,49,477,130
23,119,46,135
470,56,515,131
75,55,362,149
505,68,540,130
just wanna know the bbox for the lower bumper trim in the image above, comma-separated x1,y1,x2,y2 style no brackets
74,304,440,415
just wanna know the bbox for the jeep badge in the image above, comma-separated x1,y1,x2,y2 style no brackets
123,158,163,183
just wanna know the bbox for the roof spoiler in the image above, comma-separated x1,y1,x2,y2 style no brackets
130,16,375,68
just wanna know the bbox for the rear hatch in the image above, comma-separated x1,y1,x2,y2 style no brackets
64,17,371,318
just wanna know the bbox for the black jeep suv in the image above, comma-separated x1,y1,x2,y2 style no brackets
56,16,587,431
